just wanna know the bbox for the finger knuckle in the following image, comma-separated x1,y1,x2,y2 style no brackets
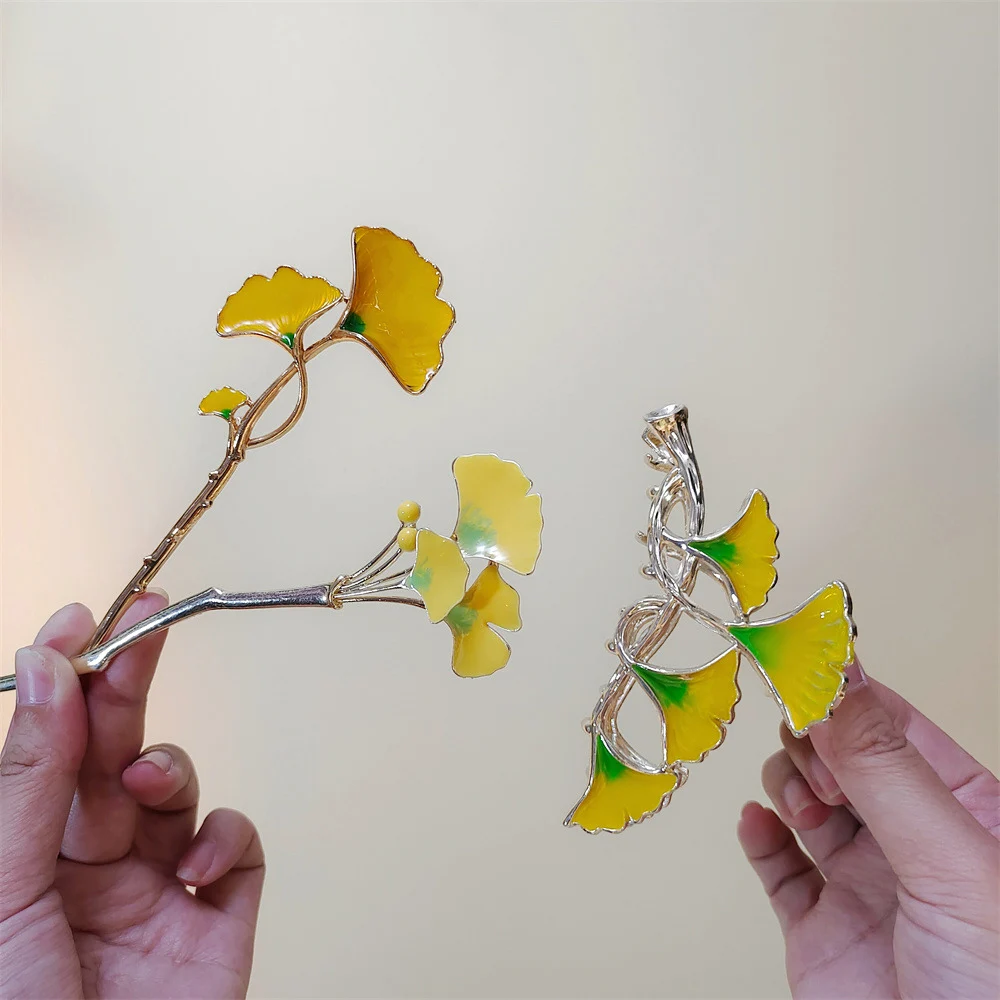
93,680,146,712
838,704,908,762
0,737,72,779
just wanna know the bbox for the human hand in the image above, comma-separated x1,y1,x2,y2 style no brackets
0,598,265,999
738,661,999,999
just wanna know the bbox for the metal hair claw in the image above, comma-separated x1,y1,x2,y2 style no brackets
1,230,542,691
566,405,856,834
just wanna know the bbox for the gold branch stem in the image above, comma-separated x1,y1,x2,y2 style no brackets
89,452,244,644
247,346,309,450
88,336,342,649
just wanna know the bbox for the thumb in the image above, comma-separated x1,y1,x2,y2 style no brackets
0,644,88,920
810,660,994,901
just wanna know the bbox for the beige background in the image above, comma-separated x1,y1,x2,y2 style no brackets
3,3,997,998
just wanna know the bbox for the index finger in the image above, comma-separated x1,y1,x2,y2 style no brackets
865,676,1000,837
0,605,92,919
60,589,170,864
783,674,1000,836
809,662,997,910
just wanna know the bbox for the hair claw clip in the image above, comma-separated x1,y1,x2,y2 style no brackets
566,405,856,834
1,230,542,691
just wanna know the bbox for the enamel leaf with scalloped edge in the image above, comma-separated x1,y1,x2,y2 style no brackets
632,648,740,765
567,732,679,833
688,490,778,616
453,455,542,575
445,563,522,678
407,530,469,624
217,267,343,348
338,227,455,394
728,582,854,735
199,387,250,420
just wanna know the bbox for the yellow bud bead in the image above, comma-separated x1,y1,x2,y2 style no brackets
397,500,421,524
397,526,418,552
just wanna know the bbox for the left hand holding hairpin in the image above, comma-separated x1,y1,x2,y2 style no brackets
0,598,265,999
0,453,543,997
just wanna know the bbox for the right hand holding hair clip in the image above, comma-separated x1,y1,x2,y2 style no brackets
566,405,856,834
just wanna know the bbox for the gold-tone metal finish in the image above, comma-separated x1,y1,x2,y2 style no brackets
1,228,457,695
90,332,338,647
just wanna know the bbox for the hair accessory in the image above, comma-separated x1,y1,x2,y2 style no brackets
2,230,542,690
566,405,856,834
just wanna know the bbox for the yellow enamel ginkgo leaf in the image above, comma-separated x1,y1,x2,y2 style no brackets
631,649,741,765
728,582,855,735
338,228,455,393
217,266,343,349
565,732,679,834
445,563,522,678
198,387,250,420
689,490,779,616
407,530,469,623
453,455,543,575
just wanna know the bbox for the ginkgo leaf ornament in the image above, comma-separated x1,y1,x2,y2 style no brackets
567,405,857,834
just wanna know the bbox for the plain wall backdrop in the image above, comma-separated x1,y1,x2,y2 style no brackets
2,3,997,998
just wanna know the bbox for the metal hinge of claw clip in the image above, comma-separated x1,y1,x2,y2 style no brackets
565,405,856,834
0,228,543,694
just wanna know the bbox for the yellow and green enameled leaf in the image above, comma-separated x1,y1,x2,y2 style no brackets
567,732,679,834
445,563,521,678
631,648,741,765
338,227,455,393
407,530,468,624
688,490,778,616
217,266,343,348
453,455,543,575
198,387,249,420
728,582,855,735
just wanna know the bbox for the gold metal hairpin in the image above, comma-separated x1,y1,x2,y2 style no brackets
2,228,542,691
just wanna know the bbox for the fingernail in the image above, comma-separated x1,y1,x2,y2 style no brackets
783,775,819,818
134,748,173,774
845,658,868,693
177,841,215,884
15,647,56,706
146,587,169,601
809,755,842,802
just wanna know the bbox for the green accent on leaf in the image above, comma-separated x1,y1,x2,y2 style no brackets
219,408,233,420
341,311,366,334
689,534,738,569
595,733,627,782
455,507,497,555
280,332,295,349
445,604,478,635
631,664,690,709
727,622,780,679
408,565,432,594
